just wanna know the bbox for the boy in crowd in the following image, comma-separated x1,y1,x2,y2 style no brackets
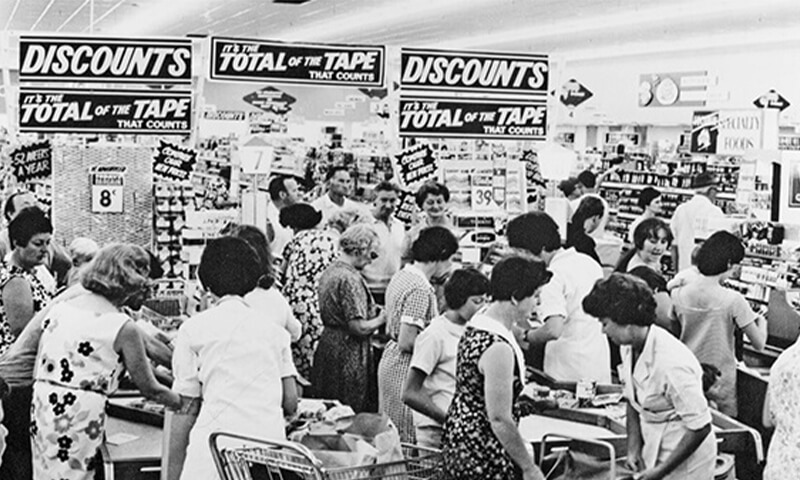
402,269,490,448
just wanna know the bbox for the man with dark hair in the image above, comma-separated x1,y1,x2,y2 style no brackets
267,176,301,260
311,166,368,225
670,171,725,272
362,182,404,301
576,169,597,192
508,212,610,383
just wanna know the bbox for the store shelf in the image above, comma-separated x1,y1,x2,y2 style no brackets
601,182,735,199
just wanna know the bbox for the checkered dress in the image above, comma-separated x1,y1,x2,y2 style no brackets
377,266,438,443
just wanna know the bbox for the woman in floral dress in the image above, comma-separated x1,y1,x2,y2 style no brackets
280,203,339,380
763,336,800,480
441,257,551,480
31,244,180,480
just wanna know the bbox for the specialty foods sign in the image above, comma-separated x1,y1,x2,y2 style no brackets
399,97,547,140
401,48,548,96
18,88,192,134
19,36,192,84
210,37,385,87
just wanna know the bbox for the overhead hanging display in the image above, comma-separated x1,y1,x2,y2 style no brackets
18,36,193,84
209,37,385,87
18,88,193,134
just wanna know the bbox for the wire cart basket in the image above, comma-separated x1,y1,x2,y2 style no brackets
209,432,442,480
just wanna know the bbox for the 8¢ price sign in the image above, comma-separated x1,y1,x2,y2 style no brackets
90,166,126,213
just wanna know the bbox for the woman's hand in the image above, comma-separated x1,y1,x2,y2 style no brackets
625,447,645,472
633,468,664,480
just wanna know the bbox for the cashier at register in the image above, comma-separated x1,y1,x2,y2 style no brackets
583,274,716,480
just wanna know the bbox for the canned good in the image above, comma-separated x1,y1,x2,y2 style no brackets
576,379,596,408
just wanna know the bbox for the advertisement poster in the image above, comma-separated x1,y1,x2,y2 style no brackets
19,36,192,84
392,144,438,189
10,140,52,183
18,88,193,134
209,37,385,87
690,109,762,155
153,141,197,182
393,190,416,225
789,155,800,208
399,97,546,140
89,166,126,213
400,48,548,96
639,71,708,107
440,160,525,213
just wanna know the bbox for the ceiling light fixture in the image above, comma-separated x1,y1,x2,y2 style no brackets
56,0,91,32
273,0,496,42
434,0,798,50
108,0,222,35
3,0,22,31
30,0,57,31
82,0,127,33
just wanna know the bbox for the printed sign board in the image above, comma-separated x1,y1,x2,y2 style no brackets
560,79,593,107
691,109,762,155
90,166,126,213
639,71,708,107
18,88,192,134
209,37,385,87
153,141,197,182
400,48,548,96
19,36,192,84
753,89,790,111
399,96,547,140
392,144,438,189
242,86,296,114
10,140,52,183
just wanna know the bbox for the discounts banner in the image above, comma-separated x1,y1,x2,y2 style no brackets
400,48,548,96
153,141,197,182
399,97,547,140
10,140,52,182
19,36,192,84
209,37,385,87
18,88,193,134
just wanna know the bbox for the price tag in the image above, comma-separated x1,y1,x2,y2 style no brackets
471,185,494,211
90,167,125,213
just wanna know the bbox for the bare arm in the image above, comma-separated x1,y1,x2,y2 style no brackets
115,321,181,409
742,317,767,351
2,277,35,337
397,323,422,353
347,311,386,337
525,315,566,344
626,402,645,472
762,387,774,428
637,424,711,480
282,376,298,417
481,342,542,479
402,367,447,424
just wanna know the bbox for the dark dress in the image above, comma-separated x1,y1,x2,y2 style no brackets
441,327,524,480
566,224,601,265
311,261,377,412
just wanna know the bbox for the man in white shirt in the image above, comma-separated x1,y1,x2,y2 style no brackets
266,176,301,260
508,212,611,383
362,182,405,303
670,172,725,273
311,166,368,226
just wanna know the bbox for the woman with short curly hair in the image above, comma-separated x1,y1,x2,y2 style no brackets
31,244,180,480
311,224,386,411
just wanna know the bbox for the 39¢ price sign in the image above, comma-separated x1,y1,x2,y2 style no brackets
90,166,126,213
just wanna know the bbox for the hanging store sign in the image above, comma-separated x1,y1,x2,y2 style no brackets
639,71,708,107
242,86,296,114
393,190,416,225
153,141,197,182
19,36,192,84
10,140,52,183
209,37,385,87
18,88,193,134
90,166,126,213
400,48,548,96
392,144,438,188
560,79,593,107
690,109,762,155
399,97,547,140
753,89,791,111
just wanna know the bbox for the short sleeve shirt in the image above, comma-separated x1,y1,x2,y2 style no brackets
385,265,437,337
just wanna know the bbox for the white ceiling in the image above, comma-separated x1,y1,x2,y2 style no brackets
2,0,800,60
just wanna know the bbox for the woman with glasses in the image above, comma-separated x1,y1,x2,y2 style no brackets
310,224,387,412
402,268,489,449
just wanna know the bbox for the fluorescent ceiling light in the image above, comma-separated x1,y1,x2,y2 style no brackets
82,0,127,33
435,0,798,49
30,0,57,31
108,0,222,35
3,0,22,30
562,26,800,62
273,0,496,42
56,0,91,32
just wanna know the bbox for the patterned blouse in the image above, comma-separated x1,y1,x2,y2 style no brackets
764,340,800,480
0,264,53,355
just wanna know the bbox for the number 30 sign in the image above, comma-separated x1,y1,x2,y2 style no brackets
90,166,126,213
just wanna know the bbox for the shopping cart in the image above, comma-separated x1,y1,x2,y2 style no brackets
209,432,441,480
